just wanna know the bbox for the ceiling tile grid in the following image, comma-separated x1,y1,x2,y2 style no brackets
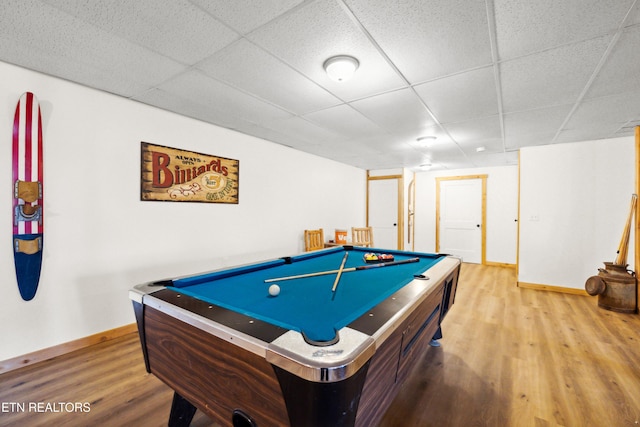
556,90,640,143
349,88,436,134
504,105,574,149
493,0,635,60
303,103,382,140
43,0,240,64
499,35,613,114
585,25,640,100
443,116,504,153
153,69,294,126
246,0,406,102
196,39,342,115
413,66,499,124
344,0,494,83
1,0,639,170
189,0,306,35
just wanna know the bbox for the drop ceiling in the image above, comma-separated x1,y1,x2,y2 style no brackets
1,0,639,170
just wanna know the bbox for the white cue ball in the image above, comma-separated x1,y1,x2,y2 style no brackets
268,284,281,296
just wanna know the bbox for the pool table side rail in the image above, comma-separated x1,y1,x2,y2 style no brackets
366,256,460,344
137,245,442,290
355,279,446,427
131,290,274,358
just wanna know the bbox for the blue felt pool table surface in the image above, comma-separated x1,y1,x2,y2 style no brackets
168,246,446,342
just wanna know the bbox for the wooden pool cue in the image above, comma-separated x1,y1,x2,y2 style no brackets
332,252,349,292
264,257,420,283
615,194,637,266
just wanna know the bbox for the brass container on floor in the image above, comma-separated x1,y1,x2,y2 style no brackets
585,262,637,314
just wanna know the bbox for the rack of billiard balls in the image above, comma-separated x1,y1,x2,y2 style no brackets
363,253,395,263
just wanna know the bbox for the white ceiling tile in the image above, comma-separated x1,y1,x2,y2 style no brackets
414,66,499,124
469,151,518,167
586,25,640,99
133,87,248,129
345,0,493,83
189,0,304,34
505,132,558,150
629,3,640,25
302,139,386,167
155,70,293,125
350,88,435,133
555,127,621,144
460,138,505,155
0,0,186,96
43,0,240,64
247,0,405,101
557,91,640,143
494,0,635,60
500,35,612,113
504,105,572,148
260,116,344,146
443,116,503,145
228,121,305,148
345,134,415,156
303,104,382,139
197,39,341,115
570,91,640,128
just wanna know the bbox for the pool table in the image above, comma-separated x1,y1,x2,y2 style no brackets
130,246,460,427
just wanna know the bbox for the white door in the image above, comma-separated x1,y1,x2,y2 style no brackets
439,179,483,263
369,179,399,250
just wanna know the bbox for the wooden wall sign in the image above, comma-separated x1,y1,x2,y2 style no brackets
141,142,239,204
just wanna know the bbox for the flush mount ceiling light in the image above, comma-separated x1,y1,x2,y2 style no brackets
417,135,437,141
323,55,359,82
416,135,437,146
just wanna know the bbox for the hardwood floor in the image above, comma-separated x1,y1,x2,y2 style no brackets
380,264,640,427
1,264,639,426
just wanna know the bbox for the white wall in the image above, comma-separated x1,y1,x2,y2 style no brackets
0,62,366,361
413,166,519,264
519,137,635,289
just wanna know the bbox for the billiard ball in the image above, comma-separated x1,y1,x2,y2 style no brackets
268,284,280,296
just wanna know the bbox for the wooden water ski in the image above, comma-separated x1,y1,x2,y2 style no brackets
12,92,44,301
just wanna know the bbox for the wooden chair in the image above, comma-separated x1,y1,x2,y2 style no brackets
304,229,324,252
351,226,374,248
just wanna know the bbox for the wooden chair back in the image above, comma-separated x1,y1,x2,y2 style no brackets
351,227,374,247
304,229,324,252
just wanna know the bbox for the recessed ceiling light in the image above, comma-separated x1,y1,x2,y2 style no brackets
476,146,486,152
323,55,359,82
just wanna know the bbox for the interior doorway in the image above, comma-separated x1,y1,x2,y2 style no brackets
368,173,403,250
436,175,487,264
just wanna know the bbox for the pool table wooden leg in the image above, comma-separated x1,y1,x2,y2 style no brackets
168,392,197,427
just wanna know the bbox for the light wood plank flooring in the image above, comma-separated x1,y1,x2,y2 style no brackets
1,264,639,426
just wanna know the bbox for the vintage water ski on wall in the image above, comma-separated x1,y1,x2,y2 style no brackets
12,92,44,301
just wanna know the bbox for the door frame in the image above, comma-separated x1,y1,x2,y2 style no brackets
367,171,404,250
435,174,487,264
